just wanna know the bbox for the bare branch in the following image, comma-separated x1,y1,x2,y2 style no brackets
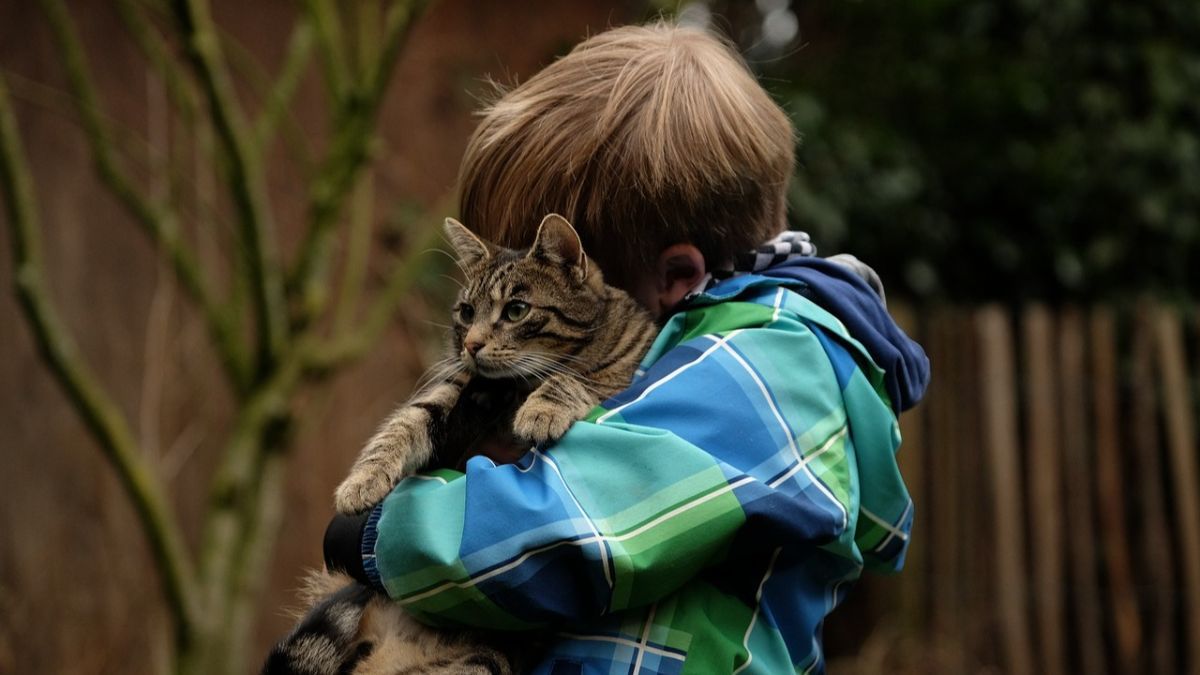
289,0,432,327
171,0,289,366
222,450,289,671
115,0,200,125
36,0,251,390
0,76,199,644
254,17,316,151
304,0,350,101
303,214,443,375
197,348,303,648
332,174,374,333
134,0,315,168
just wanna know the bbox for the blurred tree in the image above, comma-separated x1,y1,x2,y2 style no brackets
0,0,438,672
673,0,1200,302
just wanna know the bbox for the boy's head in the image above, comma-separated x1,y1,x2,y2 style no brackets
457,22,794,311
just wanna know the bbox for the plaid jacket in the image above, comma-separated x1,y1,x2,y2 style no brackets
361,272,918,674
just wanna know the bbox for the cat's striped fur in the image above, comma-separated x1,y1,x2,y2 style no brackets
333,214,658,514
266,215,658,674
262,571,517,675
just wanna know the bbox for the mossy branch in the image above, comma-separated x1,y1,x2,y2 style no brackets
303,214,444,375
36,0,250,390
171,0,288,368
0,76,200,647
288,0,432,327
195,345,303,661
332,175,374,333
254,18,316,151
304,0,350,101
114,0,200,126
10,2,441,669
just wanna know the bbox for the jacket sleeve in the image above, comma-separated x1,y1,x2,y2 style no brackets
356,311,894,630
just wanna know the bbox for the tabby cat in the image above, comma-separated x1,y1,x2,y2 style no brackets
264,214,659,674
333,213,658,514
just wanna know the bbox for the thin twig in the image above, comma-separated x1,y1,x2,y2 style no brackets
171,0,288,368
332,172,374,332
36,0,250,390
115,0,200,125
303,213,443,374
288,0,431,327
254,17,316,151
0,76,199,646
2,70,235,243
136,0,315,168
304,0,350,101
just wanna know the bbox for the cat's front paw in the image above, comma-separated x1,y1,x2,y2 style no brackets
334,467,396,515
513,400,575,445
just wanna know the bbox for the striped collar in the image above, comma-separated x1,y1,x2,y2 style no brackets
688,230,817,299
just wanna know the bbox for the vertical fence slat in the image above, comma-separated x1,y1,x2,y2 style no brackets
929,308,964,671
1154,305,1200,674
1090,308,1142,673
1132,306,1176,675
891,302,928,634
955,312,993,658
1021,305,1067,675
977,306,1035,675
1059,308,1108,675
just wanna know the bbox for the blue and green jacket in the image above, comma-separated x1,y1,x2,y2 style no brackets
344,259,929,674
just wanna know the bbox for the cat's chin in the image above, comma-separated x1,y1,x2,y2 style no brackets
471,362,540,381
469,362,513,378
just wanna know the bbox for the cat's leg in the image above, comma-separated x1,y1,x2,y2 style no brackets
394,649,513,675
335,371,470,514
512,373,599,445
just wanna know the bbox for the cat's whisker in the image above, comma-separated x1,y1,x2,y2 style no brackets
424,246,470,276
511,355,609,396
438,274,466,290
519,353,592,378
524,350,593,366
411,358,464,394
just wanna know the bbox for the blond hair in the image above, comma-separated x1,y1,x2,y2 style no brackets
457,22,795,287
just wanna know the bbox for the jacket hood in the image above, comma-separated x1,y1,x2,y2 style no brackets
760,257,929,414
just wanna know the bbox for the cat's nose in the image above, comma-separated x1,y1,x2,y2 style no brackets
464,339,484,356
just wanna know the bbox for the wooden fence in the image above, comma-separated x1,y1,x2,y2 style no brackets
827,303,1200,675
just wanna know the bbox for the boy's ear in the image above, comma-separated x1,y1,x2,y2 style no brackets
642,244,706,318
443,217,493,267
529,214,586,274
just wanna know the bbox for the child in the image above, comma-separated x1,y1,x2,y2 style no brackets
324,22,928,674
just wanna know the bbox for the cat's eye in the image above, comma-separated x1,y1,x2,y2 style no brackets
457,303,475,323
503,301,531,322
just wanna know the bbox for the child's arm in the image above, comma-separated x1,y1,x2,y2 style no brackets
325,298,912,630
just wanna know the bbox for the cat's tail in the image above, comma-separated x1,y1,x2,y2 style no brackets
261,572,375,675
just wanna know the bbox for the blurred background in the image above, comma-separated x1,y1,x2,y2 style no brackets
1,0,1197,673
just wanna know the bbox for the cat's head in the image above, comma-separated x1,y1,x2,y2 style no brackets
443,214,607,378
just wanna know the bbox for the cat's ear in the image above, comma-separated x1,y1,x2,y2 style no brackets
529,214,586,274
443,217,493,267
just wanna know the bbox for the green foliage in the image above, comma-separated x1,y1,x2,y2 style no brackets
762,1,1200,301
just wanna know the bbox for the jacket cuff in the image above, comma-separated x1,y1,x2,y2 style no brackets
360,503,384,590
322,506,385,592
